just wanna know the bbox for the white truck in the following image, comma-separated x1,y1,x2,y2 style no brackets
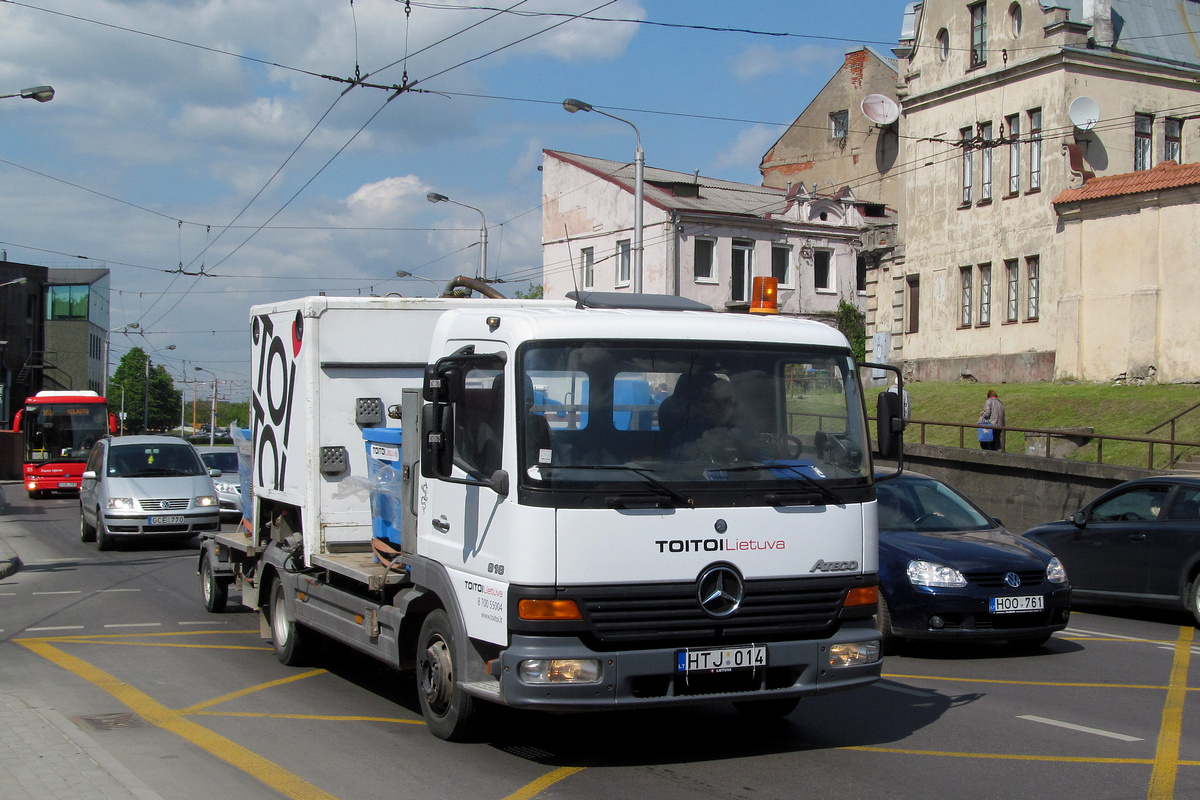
198,291,903,740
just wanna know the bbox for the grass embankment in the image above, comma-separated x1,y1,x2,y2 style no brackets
865,381,1200,469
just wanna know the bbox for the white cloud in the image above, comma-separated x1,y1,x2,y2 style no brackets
711,125,777,176
729,43,836,81
344,175,426,219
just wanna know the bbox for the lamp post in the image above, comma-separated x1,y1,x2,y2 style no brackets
395,270,444,295
426,192,488,280
195,367,218,446
101,322,138,399
0,85,54,103
142,344,176,433
0,276,28,289
563,97,644,293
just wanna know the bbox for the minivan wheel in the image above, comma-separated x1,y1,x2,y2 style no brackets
96,516,114,551
80,507,96,543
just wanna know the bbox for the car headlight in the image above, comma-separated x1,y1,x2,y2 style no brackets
907,559,967,588
214,481,239,494
106,497,134,510
195,495,218,507
1046,556,1068,584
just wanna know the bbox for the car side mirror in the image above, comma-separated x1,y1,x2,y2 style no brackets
1072,510,1087,527
82,470,97,480
209,468,222,477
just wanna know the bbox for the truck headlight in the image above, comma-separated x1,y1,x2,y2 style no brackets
517,658,602,684
828,641,880,668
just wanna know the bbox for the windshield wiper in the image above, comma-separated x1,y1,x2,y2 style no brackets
719,463,841,506
541,464,693,508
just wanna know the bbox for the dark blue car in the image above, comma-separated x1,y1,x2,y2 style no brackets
876,472,1071,649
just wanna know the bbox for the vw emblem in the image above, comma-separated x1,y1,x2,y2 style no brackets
1004,572,1021,588
697,564,744,619
159,500,171,510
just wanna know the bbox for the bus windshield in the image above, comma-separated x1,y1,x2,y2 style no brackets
23,403,110,462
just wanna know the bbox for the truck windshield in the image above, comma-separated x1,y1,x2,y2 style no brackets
22,403,110,463
518,341,871,507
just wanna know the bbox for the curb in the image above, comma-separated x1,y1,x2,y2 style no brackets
0,538,20,580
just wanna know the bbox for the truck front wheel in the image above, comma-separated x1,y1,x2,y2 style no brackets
416,609,479,741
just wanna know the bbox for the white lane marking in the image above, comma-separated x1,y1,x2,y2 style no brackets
1157,645,1200,655
1019,715,1143,742
99,588,141,593
103,622,162,629
1063,626,1162,643
0,592,16,596
25,625,85,632
178,620,228,626
33,591,83,596
876,682,938,697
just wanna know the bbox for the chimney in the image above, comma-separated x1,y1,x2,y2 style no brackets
1083,0,1114,47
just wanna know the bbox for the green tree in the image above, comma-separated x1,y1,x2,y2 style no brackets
108,347,182,434
514,283,543,299
835,299,867,363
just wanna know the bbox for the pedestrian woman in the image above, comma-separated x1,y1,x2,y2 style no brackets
978,389,1005,451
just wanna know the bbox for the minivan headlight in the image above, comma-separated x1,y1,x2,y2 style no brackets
106,497,134,510
195,495,218,507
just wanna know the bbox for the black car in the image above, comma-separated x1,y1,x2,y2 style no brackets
876,472,1071,648
1022,475,1200,623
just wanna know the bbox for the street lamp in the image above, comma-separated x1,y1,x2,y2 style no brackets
101,322,138,399
426,191,488,280
563,97,644,293
0,276,28,289
143,344,176,433
195,367,218,446
0,85,54,103
395,270,445,295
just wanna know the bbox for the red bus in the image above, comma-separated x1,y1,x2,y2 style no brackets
12,390,117,498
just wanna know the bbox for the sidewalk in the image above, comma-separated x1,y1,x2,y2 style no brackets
0,694,166,800
0,481,20,579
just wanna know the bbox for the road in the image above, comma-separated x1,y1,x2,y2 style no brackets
1,482,1198,800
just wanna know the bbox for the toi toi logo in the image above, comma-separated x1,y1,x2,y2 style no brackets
251,311,302,491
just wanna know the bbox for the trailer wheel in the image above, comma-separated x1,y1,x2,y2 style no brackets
416,609,479,741
270,579,317,666
200,556,228,613
80,506,96,543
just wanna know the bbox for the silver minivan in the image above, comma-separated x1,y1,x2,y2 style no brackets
80,436,220,550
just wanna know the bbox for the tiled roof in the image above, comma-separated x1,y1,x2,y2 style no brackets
1053,160,1200,205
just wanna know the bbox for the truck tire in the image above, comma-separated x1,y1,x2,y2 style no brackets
96,516,114,551
416,609,480,741
876,594,899,653
80,507,96,543
201,557,228,613
269,579,318,666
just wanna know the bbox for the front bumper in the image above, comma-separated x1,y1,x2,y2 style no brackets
103,511,221,537
886,584,1071,641
485,623,882,710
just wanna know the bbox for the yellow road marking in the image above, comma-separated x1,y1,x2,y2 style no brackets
19,639,342,800
191,710,425,724
883,673,1166,691
180,669,327,713
501,766,587,800
18,629,259,641
1148,626,1193,800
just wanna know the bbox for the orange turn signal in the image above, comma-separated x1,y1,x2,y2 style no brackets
518,598,583,620
749,276,779,314
844,586,879,607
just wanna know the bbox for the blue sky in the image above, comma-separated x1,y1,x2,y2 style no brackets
0,0,908,400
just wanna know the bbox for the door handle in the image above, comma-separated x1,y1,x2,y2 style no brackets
431,516,450,533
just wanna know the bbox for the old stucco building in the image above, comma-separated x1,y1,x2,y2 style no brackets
541,150,886,322
879,0,1200,383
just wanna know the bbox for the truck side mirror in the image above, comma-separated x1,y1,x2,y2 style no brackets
420,402,455,479
423,364,462,403
876,390,902,459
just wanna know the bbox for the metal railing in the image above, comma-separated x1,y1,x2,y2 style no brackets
889,417,1200,470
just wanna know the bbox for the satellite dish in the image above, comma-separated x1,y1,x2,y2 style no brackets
861,94,900,125
1069,96,1100,130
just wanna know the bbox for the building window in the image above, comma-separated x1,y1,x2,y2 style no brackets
830,110,848,140
978,263,992,326
1026,256,1040,320
616,240,631,286
694,238,716,282
961,127,974,205
1009,1,1022,36
732,239,753,303
979,121,993,201
580,246,594,289
771,245,791,287
1006,114,1020,195
1166,118,1182,163
1135,114,1153,171
813,250,833,291
856,254,868,294
907,276,920,334
937,28,950,61
1028,108,1042,190
46,284,89,321
960,266,973,328
1005,259,1019,322
970,2,988,68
